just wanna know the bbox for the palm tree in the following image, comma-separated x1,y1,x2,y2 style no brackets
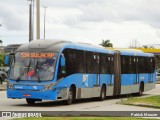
100,39,113,47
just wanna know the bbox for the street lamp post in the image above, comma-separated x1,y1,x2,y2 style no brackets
43,6,47,39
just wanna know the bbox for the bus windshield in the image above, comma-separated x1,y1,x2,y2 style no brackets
9,52,57,81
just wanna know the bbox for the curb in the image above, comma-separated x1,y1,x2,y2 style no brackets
0,84,6,91
156,81,160,84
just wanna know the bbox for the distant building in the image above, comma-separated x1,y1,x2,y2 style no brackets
6,44,22,53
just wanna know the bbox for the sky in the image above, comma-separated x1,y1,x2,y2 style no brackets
0,0,160,48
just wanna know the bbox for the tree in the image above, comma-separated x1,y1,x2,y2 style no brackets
100,39,113,47
0,53,5,67
142,45,148,49
0,40,2,46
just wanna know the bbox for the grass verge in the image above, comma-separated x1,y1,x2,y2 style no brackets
118,95,160,109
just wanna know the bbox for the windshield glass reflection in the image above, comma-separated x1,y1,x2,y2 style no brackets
9,52,57,81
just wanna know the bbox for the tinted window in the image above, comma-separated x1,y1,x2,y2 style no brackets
100,54,112,74
86,52,94,73
121,56,134,74
76,50,85,73
62,49,85,75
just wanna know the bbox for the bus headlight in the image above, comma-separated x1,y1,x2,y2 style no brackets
48,86,52,90
7,82,13,89
8,85,13,89
44,84,54,90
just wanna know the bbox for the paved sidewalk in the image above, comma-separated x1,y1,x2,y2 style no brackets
0,82,6,91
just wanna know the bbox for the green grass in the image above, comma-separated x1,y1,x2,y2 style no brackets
119,95,160,108
12,117,157,120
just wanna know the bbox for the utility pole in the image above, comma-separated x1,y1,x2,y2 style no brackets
28,0,34,42
43,6,47,39
37,0,40,39
29,4,32,42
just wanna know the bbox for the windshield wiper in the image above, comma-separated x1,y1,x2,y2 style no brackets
16,74,21,82
27,59,32,74
35,60,41,83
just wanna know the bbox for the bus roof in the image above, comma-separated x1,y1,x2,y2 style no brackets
115,49,154,57
17,39,154,57
17,39,114,54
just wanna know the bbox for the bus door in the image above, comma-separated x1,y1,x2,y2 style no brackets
93,54,100,86
148,58,153,83
92,53,100,97
133,57,139,84
110,55,114,86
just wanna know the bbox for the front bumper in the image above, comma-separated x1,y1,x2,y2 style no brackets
7,89,57,100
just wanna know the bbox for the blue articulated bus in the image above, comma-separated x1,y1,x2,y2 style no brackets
5,40,156,105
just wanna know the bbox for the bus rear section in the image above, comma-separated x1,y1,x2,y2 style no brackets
119,50,156,95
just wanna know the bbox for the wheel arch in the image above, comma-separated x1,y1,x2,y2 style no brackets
70,84,76,100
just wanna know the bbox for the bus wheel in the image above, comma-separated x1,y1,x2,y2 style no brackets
138,84,144,96
65,87,73,105
26,98,36,105
99,85,106,101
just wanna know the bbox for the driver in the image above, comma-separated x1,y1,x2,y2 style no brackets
42,63,54,74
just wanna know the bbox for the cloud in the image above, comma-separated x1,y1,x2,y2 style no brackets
44,0,160,29
1,0,160,30
41,0,104,8
1,0,160,47
45,7,83,25
0,0,28,31
77,0,160,28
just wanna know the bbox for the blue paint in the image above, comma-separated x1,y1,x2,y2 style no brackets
6,41,156,102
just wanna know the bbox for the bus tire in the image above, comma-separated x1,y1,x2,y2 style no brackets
26,98,36,105
0,76,2,84
138,83,144,96
99,85,106,101
65,87,73,105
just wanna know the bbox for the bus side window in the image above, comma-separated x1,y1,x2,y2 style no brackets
86,52,94,73
110,55,114,74
75,50,85,73
58,49,77,79
58,54,67,79
100,53,107,74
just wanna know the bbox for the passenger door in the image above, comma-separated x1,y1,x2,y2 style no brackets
148,58,153,83
93,54,100,86
133,57,139,84
92,53,101,97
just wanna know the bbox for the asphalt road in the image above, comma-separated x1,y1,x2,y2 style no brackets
0,84,160,112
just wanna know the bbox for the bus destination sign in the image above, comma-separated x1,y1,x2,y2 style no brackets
20,52,54,58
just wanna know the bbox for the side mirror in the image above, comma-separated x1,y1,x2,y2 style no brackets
60,57,65,67
4,55,9,65
4,53,15,66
